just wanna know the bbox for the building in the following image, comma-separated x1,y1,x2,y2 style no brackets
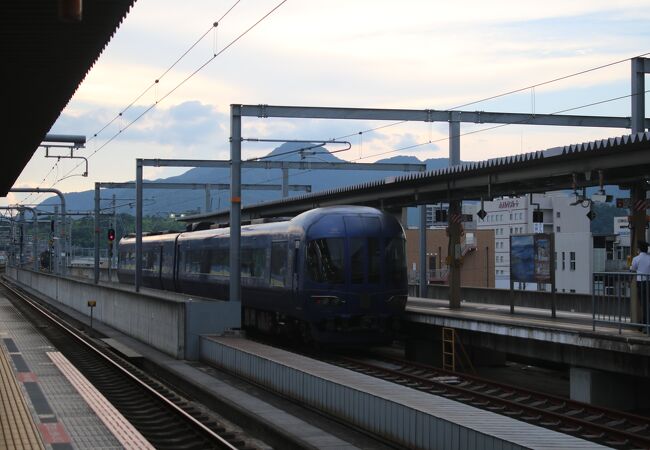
405,228,495,288
474,193,594,293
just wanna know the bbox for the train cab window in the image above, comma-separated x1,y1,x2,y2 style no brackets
270,241,287,287
306,238,344,284
350,238,365,284
368,238,381,284
385,237,406,284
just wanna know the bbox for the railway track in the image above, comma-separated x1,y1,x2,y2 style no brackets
326,352,650,449
0,280,258,450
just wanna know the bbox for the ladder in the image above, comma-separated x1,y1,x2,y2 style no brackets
442,327,476,373
442,327,455,371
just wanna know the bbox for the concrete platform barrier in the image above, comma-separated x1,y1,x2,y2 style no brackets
5,267,239,360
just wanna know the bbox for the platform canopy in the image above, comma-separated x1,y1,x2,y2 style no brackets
0,0,137,195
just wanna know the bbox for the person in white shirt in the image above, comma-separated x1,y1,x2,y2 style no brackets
630,241,650,328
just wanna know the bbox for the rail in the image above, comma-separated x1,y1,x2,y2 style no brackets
592,271,650,334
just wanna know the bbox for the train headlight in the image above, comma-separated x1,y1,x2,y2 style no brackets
311,295,345,306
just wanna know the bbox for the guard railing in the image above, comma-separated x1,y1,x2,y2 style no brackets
592,271,649,334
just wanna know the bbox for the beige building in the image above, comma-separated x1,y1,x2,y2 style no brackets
405,228,495,288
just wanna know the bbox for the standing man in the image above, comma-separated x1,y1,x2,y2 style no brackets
630,240,650,331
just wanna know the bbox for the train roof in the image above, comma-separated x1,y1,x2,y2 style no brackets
119,206,394,244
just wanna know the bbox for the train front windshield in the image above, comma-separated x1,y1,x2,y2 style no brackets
306,237,406,286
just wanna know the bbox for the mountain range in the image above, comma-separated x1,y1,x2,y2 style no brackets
38,142,628,232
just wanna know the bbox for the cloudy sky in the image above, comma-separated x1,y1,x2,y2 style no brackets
6,0,650,207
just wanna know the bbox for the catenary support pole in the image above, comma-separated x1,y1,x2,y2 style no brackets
419,205,427,297
631,57,647,134
230,105,242,316
94,183,100,284
135,159,143,292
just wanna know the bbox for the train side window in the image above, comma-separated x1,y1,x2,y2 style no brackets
306,238,344,284
270,241,287,287
210,247,229,276
350,238,365,284
368,238,381,284
241,247,266,279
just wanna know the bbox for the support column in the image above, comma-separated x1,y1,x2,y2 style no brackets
449,112,461,166
135,159,143,292
94,183,100,284
31,209,38,271
448,200,462,309
570,367,639,410
419,205,428,297
205,185,211,213
229,105,243,322
282,167,289,198
630,182,647,322
18,209,24,267
54,206,60,274
631,57,647,134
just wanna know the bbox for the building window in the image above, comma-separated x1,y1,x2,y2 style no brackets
562,252,565,270
556,211,561,218
570,251,576,271
556,226,561,233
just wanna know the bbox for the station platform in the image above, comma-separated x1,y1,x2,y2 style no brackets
404,296,650,409
406,295,650,340
0,294,152,450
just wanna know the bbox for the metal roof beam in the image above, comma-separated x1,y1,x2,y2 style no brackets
140,158,425,172
239,104,647,129
97,182,310,192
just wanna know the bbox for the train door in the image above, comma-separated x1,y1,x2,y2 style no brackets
292,239,300,302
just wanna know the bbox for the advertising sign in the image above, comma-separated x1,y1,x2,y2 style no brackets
510,233,553,283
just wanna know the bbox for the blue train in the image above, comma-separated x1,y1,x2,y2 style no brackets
117,206,408,344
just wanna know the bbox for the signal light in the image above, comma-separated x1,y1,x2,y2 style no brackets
107,228,115,242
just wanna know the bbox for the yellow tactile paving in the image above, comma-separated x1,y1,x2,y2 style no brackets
0,344,45,450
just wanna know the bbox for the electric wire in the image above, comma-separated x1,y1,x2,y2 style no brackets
52,0,288,186
87,0,243,144
333,51,650,142
25,0,245,193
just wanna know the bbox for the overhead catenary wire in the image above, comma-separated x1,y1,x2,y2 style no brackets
50,0,288,186
333,51,650,142
87,0,243,145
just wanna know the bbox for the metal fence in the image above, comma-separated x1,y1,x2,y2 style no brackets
592,272,649,334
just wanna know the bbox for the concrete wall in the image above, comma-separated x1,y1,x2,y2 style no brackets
68,266,118,283
410,283,594,313
5,267,240,360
